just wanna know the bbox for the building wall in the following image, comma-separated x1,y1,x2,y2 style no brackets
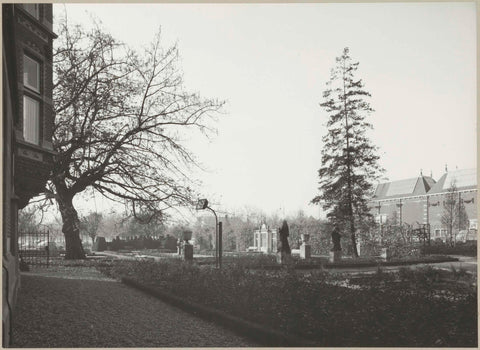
371,189,477,242
2,4,55,346
13,4,56,208
427,190,477,239
14,6,55,147
373,198,426,226
3,40,21,347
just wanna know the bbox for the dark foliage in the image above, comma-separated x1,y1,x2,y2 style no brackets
103,236,175,251
93,237,107,251
98,259,477,347
312,47,384,257
422,241,477,257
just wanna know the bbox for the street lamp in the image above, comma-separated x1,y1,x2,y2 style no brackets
196,199,221,268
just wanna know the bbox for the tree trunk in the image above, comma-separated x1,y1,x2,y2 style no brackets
56,193,86,259
350,224,359,257
342,62,359,259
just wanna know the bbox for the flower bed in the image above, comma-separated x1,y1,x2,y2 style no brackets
97,259,477,347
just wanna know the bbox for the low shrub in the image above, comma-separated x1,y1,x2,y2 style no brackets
357,241,423,259
93,237,107,252
97,258,477,347
222,253,277,267
398,266,415,281
422,241,477,256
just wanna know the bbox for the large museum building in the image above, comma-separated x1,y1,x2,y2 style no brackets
370,168,477,241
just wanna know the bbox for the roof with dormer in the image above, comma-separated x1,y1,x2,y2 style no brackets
373,175,436,200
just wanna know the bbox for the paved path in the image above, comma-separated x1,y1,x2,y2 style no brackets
11,267,258,347
423,255,477,273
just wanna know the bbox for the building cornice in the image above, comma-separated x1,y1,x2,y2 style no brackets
15,5,57,39
370,189,477,204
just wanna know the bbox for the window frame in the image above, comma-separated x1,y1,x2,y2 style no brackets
23,95,40,145
23,54,41,93
22,4,40,19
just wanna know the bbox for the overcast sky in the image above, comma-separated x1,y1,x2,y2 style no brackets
54,2,476,220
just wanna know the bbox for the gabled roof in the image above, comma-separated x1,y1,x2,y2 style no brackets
428,168,477,194
423,176,436,189
373,175,436,200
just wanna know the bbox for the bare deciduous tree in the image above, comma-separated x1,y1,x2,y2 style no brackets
47,17,224,259
18,197,52,234
79,212,103,246
442,180,468,246
126,208,167,238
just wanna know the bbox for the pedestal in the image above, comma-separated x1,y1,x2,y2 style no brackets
300,244,311,260
329,250,342,263
380,247,390,261
183,243,193,261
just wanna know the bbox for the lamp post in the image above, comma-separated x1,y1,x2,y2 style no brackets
375,203,382,241
196,199,221,268
396,201,403,234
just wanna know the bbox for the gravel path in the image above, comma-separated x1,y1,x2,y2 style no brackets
11,267,258,347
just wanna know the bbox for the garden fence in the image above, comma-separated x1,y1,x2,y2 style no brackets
18,229,50,267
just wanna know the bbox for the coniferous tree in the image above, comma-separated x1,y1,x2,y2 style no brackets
312,48,383,257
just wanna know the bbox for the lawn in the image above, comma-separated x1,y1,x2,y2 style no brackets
97,257,477,347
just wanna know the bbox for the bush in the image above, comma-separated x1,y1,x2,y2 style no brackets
388,242,422,258
97,258,477,347
449,265,470,280
422,241,477,256
93,237,107,252
357,240,421,258
163,235,177,251
357,241,381,256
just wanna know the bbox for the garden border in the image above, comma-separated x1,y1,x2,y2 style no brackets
121,277,317,347
324,256,459,269
244,256,460,270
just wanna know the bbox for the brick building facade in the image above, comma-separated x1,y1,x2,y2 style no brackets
370,168,477,242
2,4,56,345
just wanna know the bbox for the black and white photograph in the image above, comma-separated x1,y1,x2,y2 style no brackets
3,1,477,347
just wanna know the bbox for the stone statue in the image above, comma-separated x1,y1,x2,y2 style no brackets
331,227,341,251
278,220,291,254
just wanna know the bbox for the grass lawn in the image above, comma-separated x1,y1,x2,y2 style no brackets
97,257,477,347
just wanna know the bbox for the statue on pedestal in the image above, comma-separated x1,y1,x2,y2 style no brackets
329,225,342,263
300,233,311,260
277,220,291,264
331,227,341,251
278,220,291,254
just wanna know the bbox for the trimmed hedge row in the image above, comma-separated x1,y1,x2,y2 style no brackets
421,242,477,256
